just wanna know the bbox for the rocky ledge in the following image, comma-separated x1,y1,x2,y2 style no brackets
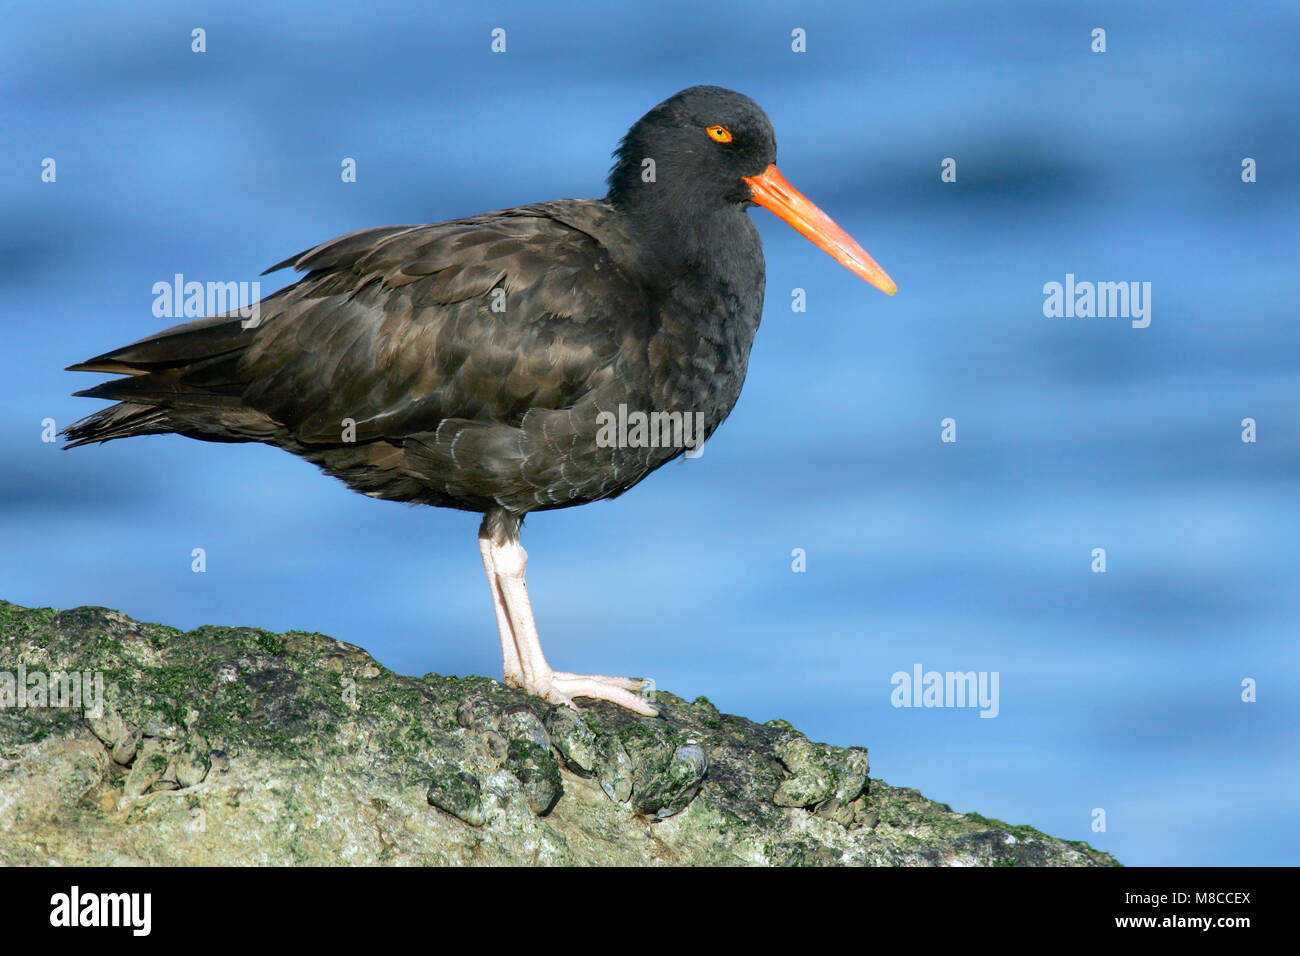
0,600,1117,866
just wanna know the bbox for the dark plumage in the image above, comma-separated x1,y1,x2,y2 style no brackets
65,86,894,715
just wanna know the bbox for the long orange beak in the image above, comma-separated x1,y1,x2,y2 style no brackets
743,164,896,296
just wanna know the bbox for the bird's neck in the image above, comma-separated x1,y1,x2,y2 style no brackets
612,198,760,288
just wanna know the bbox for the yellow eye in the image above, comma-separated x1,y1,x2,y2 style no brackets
706,125,733,143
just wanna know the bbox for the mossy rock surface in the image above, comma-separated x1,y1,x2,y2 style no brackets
0,600,1119,866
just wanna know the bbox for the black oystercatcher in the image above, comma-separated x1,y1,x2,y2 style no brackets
64,86,895,716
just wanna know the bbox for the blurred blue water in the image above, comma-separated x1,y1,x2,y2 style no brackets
2,0,1297,865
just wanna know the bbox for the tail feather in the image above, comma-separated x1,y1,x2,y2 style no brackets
65,313,264,448
71,354,246,406
66,313,252,375
62,403,174,447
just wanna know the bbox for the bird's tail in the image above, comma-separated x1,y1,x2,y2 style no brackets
62,402,177,447
63,312,265,448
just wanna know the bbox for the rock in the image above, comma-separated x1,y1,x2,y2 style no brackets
110,728,142,766
505,738,562,816
773,733,837,806
616,721,708,818
482,730,508,760
173,737,211,788
501,706,551,750
456,695,498,733
0,599,1120,866
772,733,870,822
499,707,562,814
426,760,487,828
87,709,127,747
651,744,708,820
545,707,599,775
594,734,634,804
834,747,871,803
123,743,170,797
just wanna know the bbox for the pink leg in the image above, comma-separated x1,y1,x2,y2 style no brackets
481,531,657,717
479,532,523,687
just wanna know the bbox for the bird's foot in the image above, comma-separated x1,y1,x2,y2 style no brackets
481,528,658,716
528,671,658,717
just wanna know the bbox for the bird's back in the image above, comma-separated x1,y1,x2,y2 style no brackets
66,200,764,515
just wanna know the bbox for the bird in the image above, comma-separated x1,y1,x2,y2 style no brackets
64,86,895,717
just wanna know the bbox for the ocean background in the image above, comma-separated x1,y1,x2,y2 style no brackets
2,0,1296,865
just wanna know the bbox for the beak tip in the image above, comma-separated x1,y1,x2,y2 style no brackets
866,272,897,296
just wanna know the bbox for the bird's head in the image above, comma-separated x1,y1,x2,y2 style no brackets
607,85,895,295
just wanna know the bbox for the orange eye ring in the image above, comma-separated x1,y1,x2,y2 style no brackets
706,125,733,143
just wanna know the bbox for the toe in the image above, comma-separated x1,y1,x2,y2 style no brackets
552,671,647,691
551,676,659,717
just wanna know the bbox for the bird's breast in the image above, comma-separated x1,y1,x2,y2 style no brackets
641,267,764,432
